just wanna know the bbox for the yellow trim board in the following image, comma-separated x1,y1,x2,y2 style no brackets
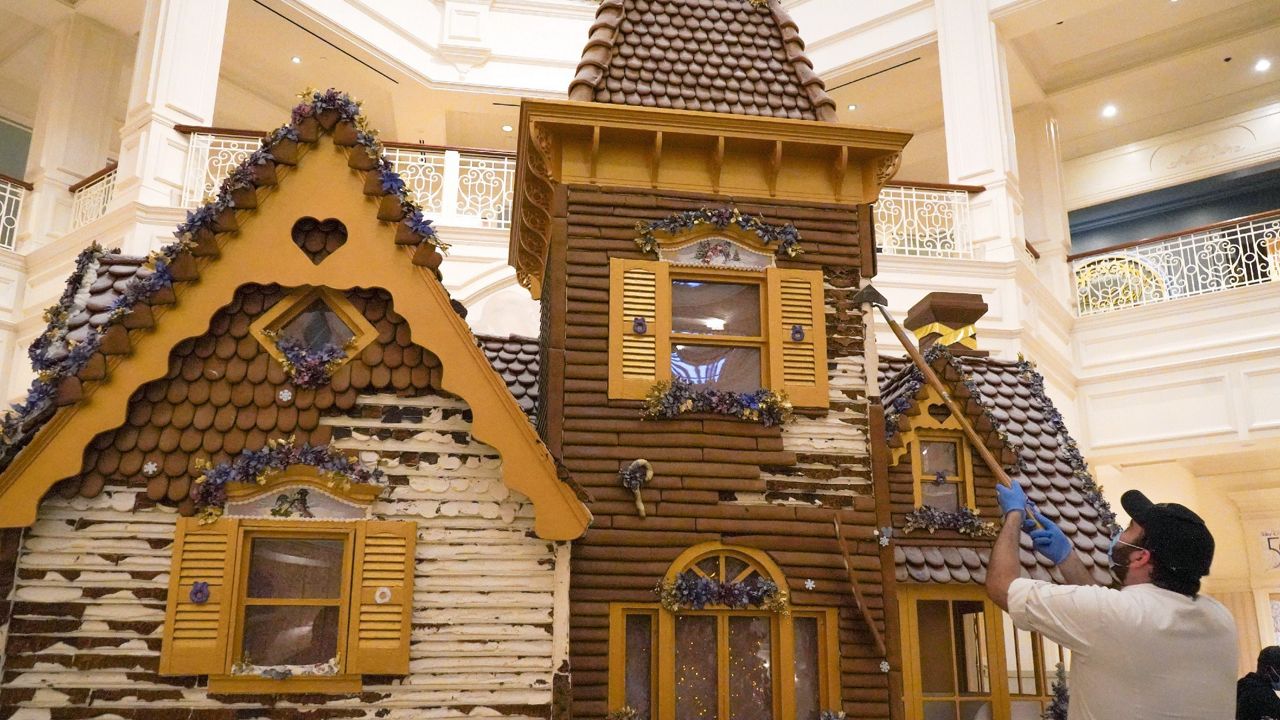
0,137,591,540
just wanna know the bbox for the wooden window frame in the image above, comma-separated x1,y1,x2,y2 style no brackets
214,519,362,695
607,258,829,407
249,285,379,371
898,584,1067,720
607,543,841,720
669,267,770,391
910,429,976,511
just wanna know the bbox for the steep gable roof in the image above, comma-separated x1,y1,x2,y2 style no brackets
0,95,590,540
878,347,1117,585
568,0,837,121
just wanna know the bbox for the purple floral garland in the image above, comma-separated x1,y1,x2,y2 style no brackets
902,505,997,538
634,207,802,258
272,335,349,389
0,87,446,466
642,379,794,427
654,570,789,614
192,436,384,523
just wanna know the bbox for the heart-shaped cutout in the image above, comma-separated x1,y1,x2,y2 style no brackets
291,217,348,264
927,403,952,423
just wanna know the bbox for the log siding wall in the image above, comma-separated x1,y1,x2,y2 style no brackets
0,284,568,719
546,185,888,719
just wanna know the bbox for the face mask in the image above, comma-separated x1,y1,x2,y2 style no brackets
1107,532,1143,585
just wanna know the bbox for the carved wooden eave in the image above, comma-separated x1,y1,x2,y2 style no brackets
509,99,912,298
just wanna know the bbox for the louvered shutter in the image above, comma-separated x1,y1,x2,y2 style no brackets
160,517,240,675
767,267,829,408
608,258,671,399
346,520,417,675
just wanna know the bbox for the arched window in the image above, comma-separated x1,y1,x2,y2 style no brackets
609,542,841,720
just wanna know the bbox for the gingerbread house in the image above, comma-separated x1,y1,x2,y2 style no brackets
510,2,910,719
0,95,590,716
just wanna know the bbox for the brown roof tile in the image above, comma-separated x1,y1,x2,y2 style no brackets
880,350,1117,586
568,0,837,121
477,335,540,419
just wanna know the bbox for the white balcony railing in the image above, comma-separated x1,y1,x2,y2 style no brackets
0,175,26,250
183,132,261,207
69,165,116,230
384,145,515,229
873,184,975,259
1072,210,1280,316
179,129,516,229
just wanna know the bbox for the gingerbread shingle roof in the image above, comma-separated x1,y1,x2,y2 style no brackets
878,350,1118,586
569,0,837,121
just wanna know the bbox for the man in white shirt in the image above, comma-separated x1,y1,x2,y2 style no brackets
986,485,1237,720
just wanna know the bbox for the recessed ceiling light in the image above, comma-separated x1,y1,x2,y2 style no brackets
501,125,514,133
847,104,858,111
291,56,301,64
1101,104,1118,118
1256,58,1272,73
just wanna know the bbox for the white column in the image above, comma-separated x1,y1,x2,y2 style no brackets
934,0,1023,262
113,0,229,255
17,15,131,250
1014,102,1075,306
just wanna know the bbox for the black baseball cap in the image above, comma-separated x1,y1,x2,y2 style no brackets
1259,646,1280,672
1121,490,1215,576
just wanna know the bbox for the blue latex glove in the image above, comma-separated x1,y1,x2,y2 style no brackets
1027,509,1073,566
996,481,1029,518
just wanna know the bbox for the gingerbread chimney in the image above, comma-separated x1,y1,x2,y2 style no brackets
904,291,989,357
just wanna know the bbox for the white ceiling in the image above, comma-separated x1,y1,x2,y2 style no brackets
1,0,1277,173
214,0,521,150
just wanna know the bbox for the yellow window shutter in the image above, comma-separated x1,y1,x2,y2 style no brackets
608,258,671,399
160,517,240,676
346,520,417,675
767,267,829,408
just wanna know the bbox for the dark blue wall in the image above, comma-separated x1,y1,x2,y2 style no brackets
1068,160,1280,254
0,120,31,180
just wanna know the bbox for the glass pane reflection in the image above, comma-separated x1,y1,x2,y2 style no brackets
672,281,761,336
671,345,761,392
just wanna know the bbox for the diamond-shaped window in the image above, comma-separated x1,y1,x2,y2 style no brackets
278,299,356,352
249,287,378,382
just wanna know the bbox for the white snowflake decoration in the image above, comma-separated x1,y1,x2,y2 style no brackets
880,660,890,673
141,461,159,477
879,535,891,547
277,388,294,403
804,579,816,590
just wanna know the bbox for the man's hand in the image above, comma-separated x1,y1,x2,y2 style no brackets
1026,510,1073,566
996,481,1029,519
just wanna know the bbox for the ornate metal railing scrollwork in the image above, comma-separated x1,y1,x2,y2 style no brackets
183,133,261,207
873,185,974,259
0,175,25,249
69,167,117,230
1072,211,1280,316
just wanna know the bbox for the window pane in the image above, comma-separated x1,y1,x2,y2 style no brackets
917,601,955,695
923,702,957,720
671,345,761,392
675,615,719,720
921,441,959,476
279,299,355,351
697,556,721,578
959,700,992,720
1003,614,1038,695
729,616,774,720
1011,701,1043,719
247,538,344,599
952,601,990,695
793,616,821,720
921,481,961,512
241,605,339,666
672,281,761,336
724,556,750,583
625,614,654,718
